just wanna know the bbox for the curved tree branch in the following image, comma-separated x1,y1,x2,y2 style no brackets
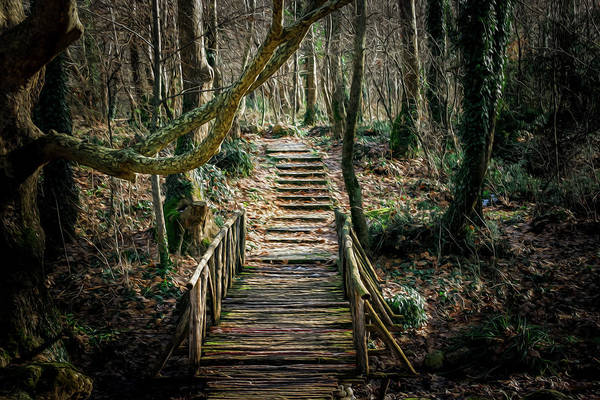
1,0,352,188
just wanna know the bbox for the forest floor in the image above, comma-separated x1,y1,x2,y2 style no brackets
47,123,600,399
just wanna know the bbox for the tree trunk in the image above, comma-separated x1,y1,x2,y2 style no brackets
391,0,422,157
151,0,171,268
302,23,317,126
165,0,214,256
330,9,346,139
441,0,512,244
34,53,79,255
425,0,447,129
342,0,369,250
0,0,92,397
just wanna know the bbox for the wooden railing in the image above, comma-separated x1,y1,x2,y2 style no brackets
155,209,246,375
335,209,416,376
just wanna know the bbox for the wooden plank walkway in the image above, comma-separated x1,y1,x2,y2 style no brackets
194,140,356,399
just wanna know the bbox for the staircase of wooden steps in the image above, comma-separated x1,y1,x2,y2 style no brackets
157,140,358,399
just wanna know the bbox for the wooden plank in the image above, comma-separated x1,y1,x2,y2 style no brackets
276,163,325,170
189,278,202,372
276,179,328,186
277,171,327,178
277,202,331,210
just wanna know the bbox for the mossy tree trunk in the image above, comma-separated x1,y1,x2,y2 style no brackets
425,0,448,130
391,0,422,158
342,0,369,250
33,53,79,256
150,0,171,269
165,0,214,256
0,1,92,398
330,9,346,139
441,0,512,243
301,16,317,126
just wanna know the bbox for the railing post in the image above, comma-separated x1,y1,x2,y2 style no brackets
353,291,369,375
189,277,202,374
240,209,246,269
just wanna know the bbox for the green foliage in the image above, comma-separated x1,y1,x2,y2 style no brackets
209,138,254,177
65,314,120,348
390,103,418,158
441,0,513,239
368,201,438,255
385,286,428,329
486,159,542,201
452,314,557,374
193,165,233,204
544,173,600,216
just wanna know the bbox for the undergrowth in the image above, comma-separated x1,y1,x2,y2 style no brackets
447,314,559,376
209,138,254,177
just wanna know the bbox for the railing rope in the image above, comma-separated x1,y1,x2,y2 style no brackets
154,208,246,376
335,209,417,376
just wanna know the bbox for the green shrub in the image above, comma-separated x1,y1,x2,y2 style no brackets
385,286,428,329
451,314,557,375
390,106,418,157
193,164,233,204
486,159,542,201
209,138,254,177
544,172,600,216
367,203,437,255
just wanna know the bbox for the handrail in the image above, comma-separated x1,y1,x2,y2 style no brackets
155,208,246,376
335,209,416,376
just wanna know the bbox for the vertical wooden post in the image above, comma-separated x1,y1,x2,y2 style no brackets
222,230,229,298
200,263,209,341
354,291,369,375
208,256,217,322
240,211,246,268
189,277,202,374
214,241,223,324
227,226,234,290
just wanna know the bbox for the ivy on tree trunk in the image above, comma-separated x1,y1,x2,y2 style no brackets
442,0,513,244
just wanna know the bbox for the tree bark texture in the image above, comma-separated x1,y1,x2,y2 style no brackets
165,0,214,255
441,0,512,243
34,53,79,254
301,21,317,125
150,0,172,268
390,0,422,157
330,9,346,139
342,0,369,250
0,0,92,397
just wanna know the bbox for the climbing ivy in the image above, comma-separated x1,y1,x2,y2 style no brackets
442,0,513,242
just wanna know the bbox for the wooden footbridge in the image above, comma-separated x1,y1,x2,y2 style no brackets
155,140,415,399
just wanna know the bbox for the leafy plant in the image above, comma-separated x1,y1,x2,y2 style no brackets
209,138,254,177
385,286,428,329
451,314,558,375
486,159,542,201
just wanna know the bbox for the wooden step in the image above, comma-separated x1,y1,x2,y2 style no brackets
276,163,325,170
253,253,335,264
266,236,324,244
272,214,330,222
265,226,321,233
276,186,328,193
278,202,331,211
271,154,322,162
266,146,310,154
276,179,328,186
278,171,327,178
277,194,331,201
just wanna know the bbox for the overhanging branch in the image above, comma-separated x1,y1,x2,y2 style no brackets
2,0,352,186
